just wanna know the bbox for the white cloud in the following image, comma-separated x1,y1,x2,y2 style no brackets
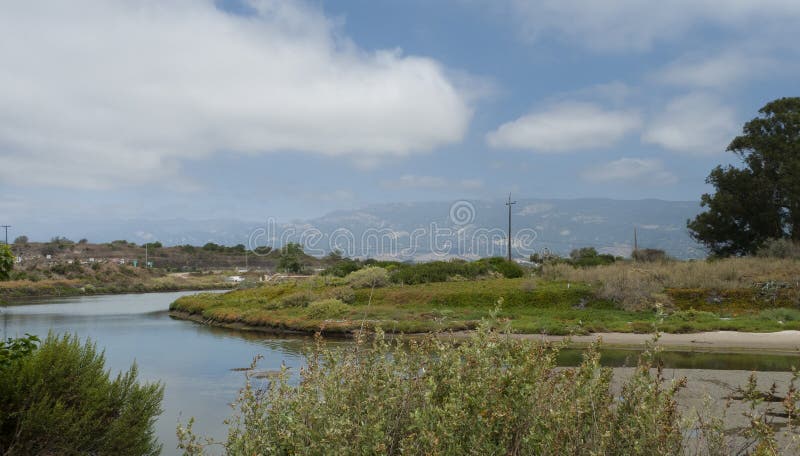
499,0,800,51
654,50,777,89
0,1,472,189
642,93,737,154
380,175,484,190
581,158,677,185
486,102,641,153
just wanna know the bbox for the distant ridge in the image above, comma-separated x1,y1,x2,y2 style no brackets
14,198,704,259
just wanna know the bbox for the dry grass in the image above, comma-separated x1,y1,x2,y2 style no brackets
541,257,800,311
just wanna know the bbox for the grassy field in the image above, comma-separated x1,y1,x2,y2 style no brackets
170,258,800,335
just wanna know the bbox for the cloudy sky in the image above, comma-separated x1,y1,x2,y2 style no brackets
1,0,798,226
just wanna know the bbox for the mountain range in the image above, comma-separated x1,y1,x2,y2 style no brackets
15,198,706,260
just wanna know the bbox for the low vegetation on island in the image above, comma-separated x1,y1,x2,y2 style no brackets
171,245,800,336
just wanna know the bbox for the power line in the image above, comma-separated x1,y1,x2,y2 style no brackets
505,193,516,261
0,225,10,245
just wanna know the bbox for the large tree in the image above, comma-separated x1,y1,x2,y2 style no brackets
688,97,800,256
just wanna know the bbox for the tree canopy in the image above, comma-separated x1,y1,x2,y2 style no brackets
688,97,800,256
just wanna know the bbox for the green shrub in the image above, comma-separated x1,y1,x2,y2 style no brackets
329,286,356,304
322,259,362,277
757,308,800,322
632,248,670,262
757,238,800,259
279,291,313,308
179,325,687,455
305,298,351,319
0,244,13,281
0,333,163,455
346,266,390,288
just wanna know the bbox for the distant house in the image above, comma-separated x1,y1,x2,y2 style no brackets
227,275,245,283
15,256,22,264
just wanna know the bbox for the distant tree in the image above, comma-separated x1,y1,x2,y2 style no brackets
688,97,800,256
144,241,162,249
78,238,88,244
326,250,343,261
253,246,272,255
632,248,669,262
12,235,28,245
202,242,221,251
570,247,598,260
0,244,14,280
278,243,305,273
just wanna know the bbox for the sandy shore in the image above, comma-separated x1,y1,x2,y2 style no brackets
527,331,800,354
170,311,800,354
611,367,799,454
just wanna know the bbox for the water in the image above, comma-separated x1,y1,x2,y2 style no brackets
2,291,799,455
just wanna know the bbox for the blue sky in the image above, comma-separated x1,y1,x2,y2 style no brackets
1,0,798,227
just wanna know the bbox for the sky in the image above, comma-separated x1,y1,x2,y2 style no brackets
1,0,798,229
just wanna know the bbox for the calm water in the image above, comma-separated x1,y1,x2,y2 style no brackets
2,291,799,455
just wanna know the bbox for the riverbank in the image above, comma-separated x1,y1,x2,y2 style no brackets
169,309,800,354
0,275,233,300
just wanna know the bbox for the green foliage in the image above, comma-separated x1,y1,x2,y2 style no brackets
688,97,800,256
564,247,618,267
0,244,13,281
305,298,351,319
279,291,313,308
321,257,361,277
0,333,164,456
143,241,162,249
201,242,245,254
345,266,390,288
12,235,27,245
756,238,800,259
0,334,39,370
178,324,687,455
278,242,305,273
476,256,526,278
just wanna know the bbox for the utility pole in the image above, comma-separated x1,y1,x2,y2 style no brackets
245,249,248,270
633,227,638,252
505,193,516,261
0,225,9,245
145,243,148,268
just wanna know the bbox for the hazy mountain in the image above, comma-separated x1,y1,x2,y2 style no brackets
13,198,705,260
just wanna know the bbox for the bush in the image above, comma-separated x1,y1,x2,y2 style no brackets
279,291,313,308
0,333,163,455
756,238,800,259
178,325,687,455
632,248,669,262
567,248,617,267
322,258,362,277
0,244,13,281
305,298,351,319
346,266,390,289
329,286,356,304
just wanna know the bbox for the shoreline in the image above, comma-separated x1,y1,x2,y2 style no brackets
169,310,800,354
2,285,233,303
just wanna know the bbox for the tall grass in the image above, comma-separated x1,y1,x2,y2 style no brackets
541,257,800,311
